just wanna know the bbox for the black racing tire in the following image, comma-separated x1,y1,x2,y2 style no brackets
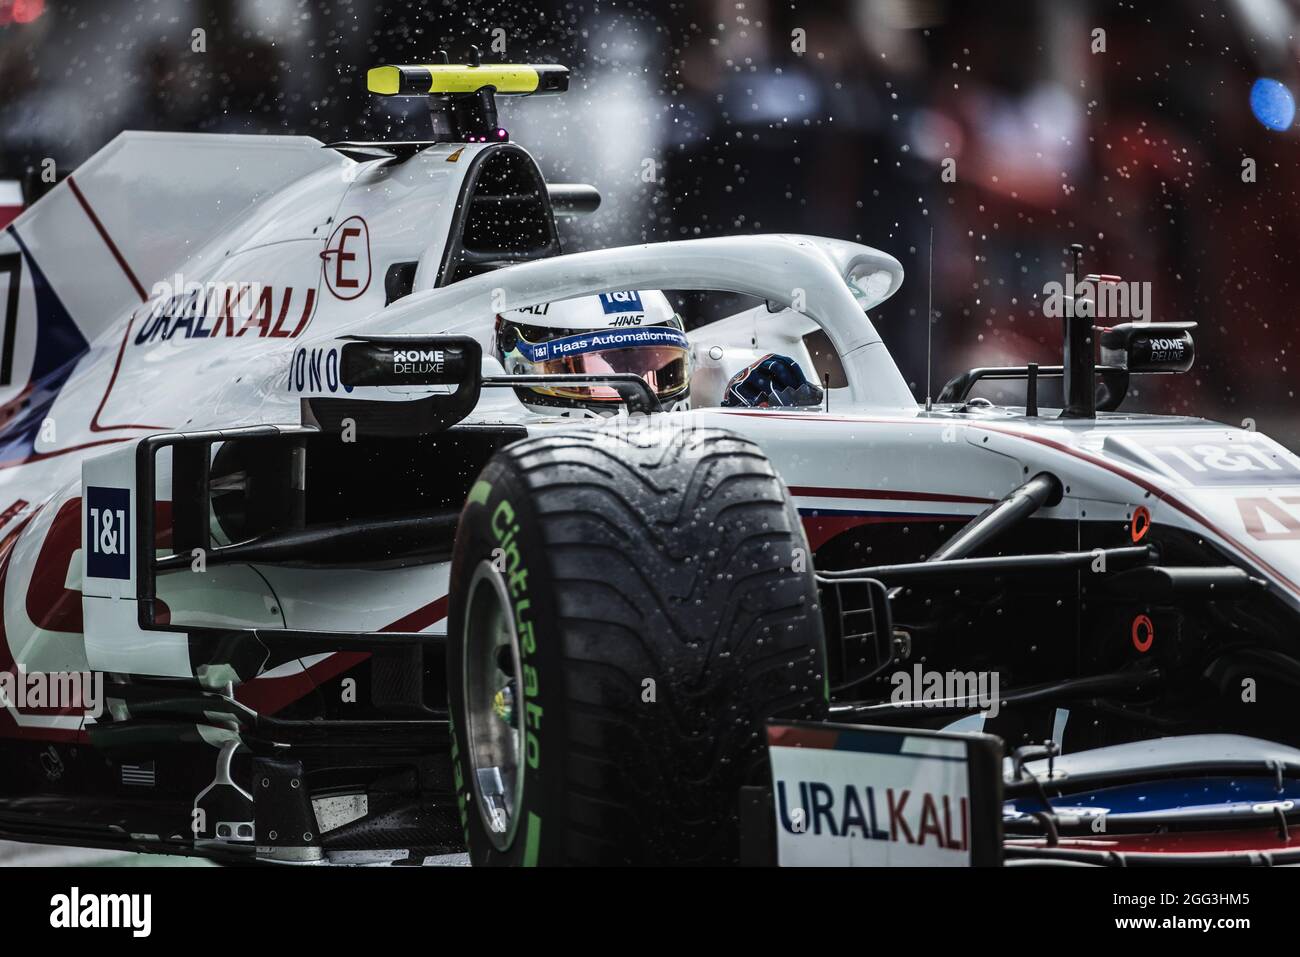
446,424,827,865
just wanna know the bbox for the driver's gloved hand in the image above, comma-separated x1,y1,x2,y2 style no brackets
721,353,825,408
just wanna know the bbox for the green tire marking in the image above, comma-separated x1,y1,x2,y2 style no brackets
522,812,541,866
467,479,493,507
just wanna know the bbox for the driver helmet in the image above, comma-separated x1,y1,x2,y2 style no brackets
494,290,692,416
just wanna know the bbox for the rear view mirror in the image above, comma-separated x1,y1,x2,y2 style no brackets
1100,321,1196,374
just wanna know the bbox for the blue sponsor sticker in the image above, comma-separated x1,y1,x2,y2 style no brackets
86,486,131,580
518,326,689,363
599,291,644,314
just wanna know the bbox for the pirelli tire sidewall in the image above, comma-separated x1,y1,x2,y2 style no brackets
447,459,567,867
450,427,828,865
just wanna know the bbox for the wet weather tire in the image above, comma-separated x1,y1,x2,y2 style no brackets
447,425,827,865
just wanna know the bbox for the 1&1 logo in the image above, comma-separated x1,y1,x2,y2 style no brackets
86,487,131,580
599,291,643,314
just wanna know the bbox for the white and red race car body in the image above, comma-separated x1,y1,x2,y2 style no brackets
0,91,1297,865
1,129,1299,737
0,133,498,736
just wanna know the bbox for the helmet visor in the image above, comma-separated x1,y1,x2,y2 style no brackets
504,324,691,403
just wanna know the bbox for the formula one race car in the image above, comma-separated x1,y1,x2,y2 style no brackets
2,60,1300,868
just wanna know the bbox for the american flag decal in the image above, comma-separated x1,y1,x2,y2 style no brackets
119,762,156,787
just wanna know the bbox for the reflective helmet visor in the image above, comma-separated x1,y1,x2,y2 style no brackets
498,318,690,404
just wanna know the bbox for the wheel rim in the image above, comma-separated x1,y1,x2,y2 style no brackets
461,560,525,851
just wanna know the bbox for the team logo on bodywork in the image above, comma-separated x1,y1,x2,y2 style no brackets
85,486,130,580
133,279,316,344
321,216,372,300
599,290,643,314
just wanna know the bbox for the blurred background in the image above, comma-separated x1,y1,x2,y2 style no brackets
0,0,1298,446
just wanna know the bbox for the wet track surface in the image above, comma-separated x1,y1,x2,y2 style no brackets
0,841,212,866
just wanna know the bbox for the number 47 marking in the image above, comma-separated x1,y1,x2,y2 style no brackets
1237,496,1300,541
0,252,21,387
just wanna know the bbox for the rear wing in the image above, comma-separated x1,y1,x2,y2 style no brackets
11,132,348,347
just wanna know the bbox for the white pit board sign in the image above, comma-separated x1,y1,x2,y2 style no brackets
766,721,1002,867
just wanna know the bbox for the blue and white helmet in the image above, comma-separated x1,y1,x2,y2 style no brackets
494,290,692,416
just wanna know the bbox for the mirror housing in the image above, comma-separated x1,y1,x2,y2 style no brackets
302,335,483,437
1100,321,1196,374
